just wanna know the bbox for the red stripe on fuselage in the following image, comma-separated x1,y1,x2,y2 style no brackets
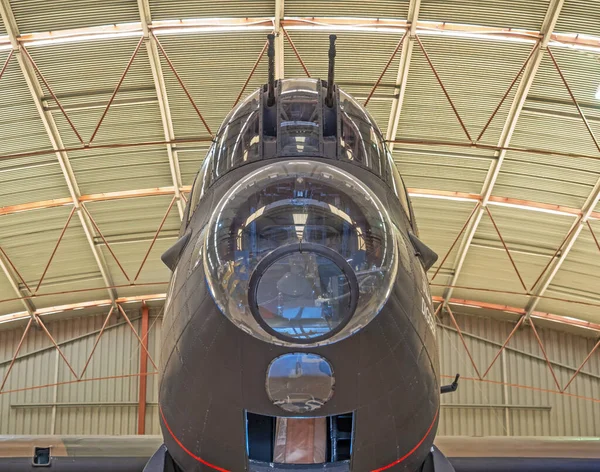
370,408,439,472
159,405,231,472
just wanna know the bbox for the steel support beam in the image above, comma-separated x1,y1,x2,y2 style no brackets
137,302,149,434
442,0,564,304
274,0,285,80
137,0,185,219
385,0,420,150
0,0,118,304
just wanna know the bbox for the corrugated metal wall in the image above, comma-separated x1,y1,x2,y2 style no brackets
0,306,597,437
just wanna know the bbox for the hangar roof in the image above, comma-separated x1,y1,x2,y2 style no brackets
1,0,600,335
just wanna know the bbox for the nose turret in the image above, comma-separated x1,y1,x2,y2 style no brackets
201,160,399,346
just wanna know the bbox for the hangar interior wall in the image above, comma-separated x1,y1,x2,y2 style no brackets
0,307,597,437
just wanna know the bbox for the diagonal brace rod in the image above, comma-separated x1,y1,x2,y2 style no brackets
0,245,32,293
281,25,311,78
546,46,600,154
529,318,562,391
88,37,145,145
446,305,482,379
0,317,33,392
485,206,528,292
79,306,115,378
477,42,538,142
117,304,158,371
134,196,176,282
364,32,407,107
233,40,268,108
35,206,76,293
21,46,85,145
414,35,473,143
482,316,524,378
81,204,131,283
152,33,214,138
562,338,600,391
430,202,480,282
36,316,79,380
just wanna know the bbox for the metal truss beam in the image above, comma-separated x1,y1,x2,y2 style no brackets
4,185,600,221
0,0,117,304
5,17,600,55
442,0,565,304
385,0,420,149
137,0,184,219
433,296,600,333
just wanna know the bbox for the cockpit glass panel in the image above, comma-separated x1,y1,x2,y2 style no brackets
203,161,398,346
256,253,352,341
278,79,321,156
188,146,215,222
213,89,261,180
387,153,411,220
339,91,386,177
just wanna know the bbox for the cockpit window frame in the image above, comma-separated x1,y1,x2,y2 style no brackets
186,80,414,228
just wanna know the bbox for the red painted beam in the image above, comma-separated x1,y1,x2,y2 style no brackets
137,303,149,435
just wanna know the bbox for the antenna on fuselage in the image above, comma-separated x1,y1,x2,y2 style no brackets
267,33,276,106
325,34,337,107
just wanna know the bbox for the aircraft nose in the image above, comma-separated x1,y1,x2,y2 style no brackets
203,160,398,346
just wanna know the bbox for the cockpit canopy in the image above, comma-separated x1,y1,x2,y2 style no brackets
188,78,412,222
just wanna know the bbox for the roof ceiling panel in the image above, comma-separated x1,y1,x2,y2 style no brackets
285,0,409,19
397,37,532,145
510,114,600,170
419,0,551,30
526,47,600,121
534,297,599,325
395,151,490,194
453,207,575,304
0,51,70,206
83,196,180,286
177,146,210,186
68,147,174,195
449,246,532,307
410,196,479,267
0,206,103,292
148,0,275,20
0,298,25,317
555,0,600,36
157,32,269,139
25,38,164,148
282,30,402,134
0,161,69,208
492,152,598,209
512,47,600,166
9,0,140,34
474,203,575,255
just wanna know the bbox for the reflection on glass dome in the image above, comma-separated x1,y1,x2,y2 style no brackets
203,160,398,346
266,353,334,413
